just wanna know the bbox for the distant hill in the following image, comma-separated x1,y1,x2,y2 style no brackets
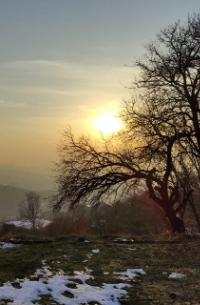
0,185,52,220
0,164,53,191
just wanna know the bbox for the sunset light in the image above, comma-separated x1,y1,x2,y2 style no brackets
0,2,199,303
93,112,122,135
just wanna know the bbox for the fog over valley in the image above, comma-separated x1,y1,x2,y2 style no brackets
0,164,52,219
0,164,53,191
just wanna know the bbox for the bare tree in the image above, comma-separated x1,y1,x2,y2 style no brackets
53,126,190,233
134,13,200,159
19,192,42,231
53,13,200,233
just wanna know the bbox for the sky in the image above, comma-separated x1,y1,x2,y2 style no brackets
0,0,200,189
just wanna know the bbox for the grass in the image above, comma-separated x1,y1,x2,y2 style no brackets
0,235,200,304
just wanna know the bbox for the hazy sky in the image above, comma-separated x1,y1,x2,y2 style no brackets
0,0,200,172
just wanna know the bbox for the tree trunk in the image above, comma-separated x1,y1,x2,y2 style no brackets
165,209,185,233
188,197,200,233
147,180,186,233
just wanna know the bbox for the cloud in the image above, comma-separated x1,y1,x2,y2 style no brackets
0,59,136,114
3,59,135,88
0,99,26,108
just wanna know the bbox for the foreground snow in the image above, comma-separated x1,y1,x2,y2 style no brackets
0,260,144,305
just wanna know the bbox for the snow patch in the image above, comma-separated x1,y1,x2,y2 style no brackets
0,263,130,305
0,242,22,249
168,272,186,280
114,269,146,280
92,249,100,253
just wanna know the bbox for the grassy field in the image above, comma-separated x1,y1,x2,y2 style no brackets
0,235,200,304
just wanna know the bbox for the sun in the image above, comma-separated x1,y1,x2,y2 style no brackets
93,111,122,135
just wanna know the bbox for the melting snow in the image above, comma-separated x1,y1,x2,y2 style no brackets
104,271,109,275
92,249,100,253
168,272,186,280
0,263,130,305
0,242,22,249
114,269,146,280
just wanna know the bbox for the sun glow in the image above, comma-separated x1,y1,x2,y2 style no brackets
93,111,122,135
